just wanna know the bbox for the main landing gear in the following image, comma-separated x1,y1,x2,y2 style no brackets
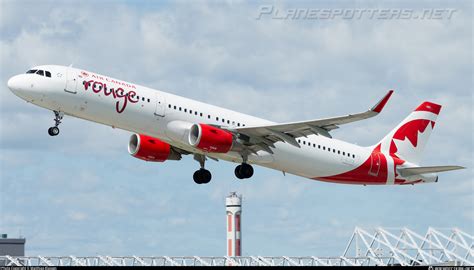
48,110,63,136
193,154,212,184
234,154,254,179
234,163,254,179
191,154,254,184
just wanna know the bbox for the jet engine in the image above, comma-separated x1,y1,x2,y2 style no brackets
189,123,234,153
128,134,181,162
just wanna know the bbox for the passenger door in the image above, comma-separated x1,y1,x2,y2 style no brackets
64,68,77,94
369,152,381,176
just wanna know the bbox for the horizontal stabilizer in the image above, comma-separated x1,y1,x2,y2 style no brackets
398,165,465,177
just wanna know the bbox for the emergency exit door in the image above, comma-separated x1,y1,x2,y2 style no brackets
154,93,166,117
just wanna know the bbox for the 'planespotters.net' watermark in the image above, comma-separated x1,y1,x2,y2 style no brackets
256,6,458,20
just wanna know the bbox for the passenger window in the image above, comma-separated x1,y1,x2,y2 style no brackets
222,119,225,123
45,71,51,77
195,112,198,115
313,143,315,147
342,152,345,155
174,106,177,110
323,146,326,150
227,120,230,124
298,139,301,143
36,70,44,76
208,115,211,119
190,110,192,114
179,107,182,111
147,99,150,102
338,150,340,154
216,117,219,121
168,104,171,108
142,97,145,101
318,145,321,149
333,149,336,153
184,109,187,112
237,123,240,127
200,113,203,117
328,147,331,151
303,141,306,145
352,154,355,158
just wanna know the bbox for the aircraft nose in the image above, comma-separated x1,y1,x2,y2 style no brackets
7,75,21,92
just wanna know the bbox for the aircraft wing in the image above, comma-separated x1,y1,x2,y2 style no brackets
228,90,393,153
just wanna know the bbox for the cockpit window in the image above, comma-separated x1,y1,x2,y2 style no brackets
26,69,51,77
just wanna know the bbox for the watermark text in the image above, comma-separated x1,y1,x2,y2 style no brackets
256,6,458,20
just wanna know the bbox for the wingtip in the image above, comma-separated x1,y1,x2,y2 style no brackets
371,90,394,113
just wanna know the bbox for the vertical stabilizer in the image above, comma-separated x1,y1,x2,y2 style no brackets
377,102,441,164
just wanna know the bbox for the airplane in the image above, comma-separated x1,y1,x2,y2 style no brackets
7,65,464,185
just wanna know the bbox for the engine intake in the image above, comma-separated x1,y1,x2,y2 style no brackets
189,124,234,153
128,134,181,162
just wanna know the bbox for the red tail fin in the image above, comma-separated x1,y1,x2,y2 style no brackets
376,102,441,164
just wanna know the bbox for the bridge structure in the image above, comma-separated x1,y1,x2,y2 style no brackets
1,227,472,266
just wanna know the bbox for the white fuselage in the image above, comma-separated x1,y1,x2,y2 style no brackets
7,65,399,185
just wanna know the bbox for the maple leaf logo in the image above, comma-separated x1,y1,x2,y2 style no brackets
391,120,434,164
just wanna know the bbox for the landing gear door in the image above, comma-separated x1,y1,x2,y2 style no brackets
64,68,77,94
154,93,165,117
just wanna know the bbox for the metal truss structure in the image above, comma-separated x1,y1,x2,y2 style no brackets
1,227,472,266
343,227,473,266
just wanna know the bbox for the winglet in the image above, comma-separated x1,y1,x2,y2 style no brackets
371,90,394,113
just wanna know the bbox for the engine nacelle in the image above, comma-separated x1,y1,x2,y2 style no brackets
128,134,181,162
189,123,234,153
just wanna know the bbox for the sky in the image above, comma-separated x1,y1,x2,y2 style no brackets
0,0,472,257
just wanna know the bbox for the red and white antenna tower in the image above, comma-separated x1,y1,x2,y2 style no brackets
226,192,242,257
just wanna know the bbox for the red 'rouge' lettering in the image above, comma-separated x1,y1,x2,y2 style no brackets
103,84,117,98
82,80,140,114
128,91,138,104
92,82,103,93
84,80,94,90
115,88,128,114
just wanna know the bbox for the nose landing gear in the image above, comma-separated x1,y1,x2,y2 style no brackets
48,110,63,136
